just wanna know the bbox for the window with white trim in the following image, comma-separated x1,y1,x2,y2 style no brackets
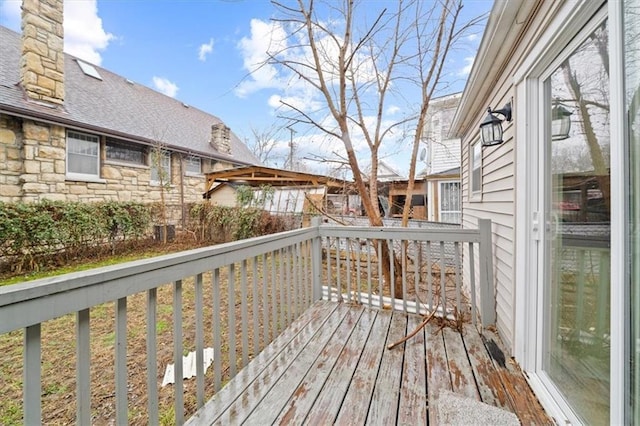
67,130,100,180
470,139,482,198
185,156,201,175
106,138,147,165
150,150,171,184
439,181,461,223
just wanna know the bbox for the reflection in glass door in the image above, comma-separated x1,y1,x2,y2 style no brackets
544,19,610,424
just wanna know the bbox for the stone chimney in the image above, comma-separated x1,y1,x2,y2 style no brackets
21,0,65,105
210,123,231,154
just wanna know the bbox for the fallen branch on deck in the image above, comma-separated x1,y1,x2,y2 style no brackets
387,295,441,350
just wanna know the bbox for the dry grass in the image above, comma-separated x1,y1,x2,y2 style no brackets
0,254,305,425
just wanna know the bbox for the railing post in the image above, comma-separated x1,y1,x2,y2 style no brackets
311,216,323,301
478,219,496,327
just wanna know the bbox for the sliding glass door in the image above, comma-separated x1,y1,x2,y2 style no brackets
542,17,611,424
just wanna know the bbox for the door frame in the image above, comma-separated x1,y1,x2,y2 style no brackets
513,1,625,423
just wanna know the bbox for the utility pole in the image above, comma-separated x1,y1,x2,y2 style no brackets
286,125,296,170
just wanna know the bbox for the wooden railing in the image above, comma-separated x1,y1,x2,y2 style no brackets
0,219,493,425
319,219,494,326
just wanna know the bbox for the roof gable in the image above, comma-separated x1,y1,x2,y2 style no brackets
0,26,260,165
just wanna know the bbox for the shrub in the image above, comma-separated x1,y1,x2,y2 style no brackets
0,200,151,273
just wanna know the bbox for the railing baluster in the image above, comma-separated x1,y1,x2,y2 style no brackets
115,297,128,426
261,253,269,347
240,260,249,368
426,241,433,310
469,243,477,326
401,241,407,312
212,269,222,391
575,249,587,333
279,248,287,327
336,237,342,301
252,257,260,353
454,242,462,313
389,239,395,301
173,281,184,425
414,241,420,312
292,244,299,318
346,237,352,302
228,265,237,377
270,251,278,337
195,273,205,408
356,238,362,304
597,251,610,337
24,324,41,425
326,237,332,300
367,239,372,306
76,308,90,425
378,239,383,299
439,242,446,315
146,288,159,424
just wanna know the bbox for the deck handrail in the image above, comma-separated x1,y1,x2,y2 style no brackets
0,219,494,425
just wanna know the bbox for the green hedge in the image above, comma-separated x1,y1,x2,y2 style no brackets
0,200,151,272
189,203,294,243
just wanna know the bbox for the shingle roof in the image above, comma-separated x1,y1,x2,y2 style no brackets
0,26,260,165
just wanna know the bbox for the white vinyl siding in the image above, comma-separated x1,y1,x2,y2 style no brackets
67,131,100,180
462,113,516,351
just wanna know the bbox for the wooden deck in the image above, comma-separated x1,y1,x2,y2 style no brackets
187,300,551,425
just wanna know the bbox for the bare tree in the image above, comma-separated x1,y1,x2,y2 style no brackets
247,123,285,166
266,0,483,295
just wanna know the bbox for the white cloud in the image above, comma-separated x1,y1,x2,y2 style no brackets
64,0,114,66
467,34,478,42
386,105,400,116
152,77,179,98
198,38,214,61
235,19,289,97
0,0,113,65
458,56,475,76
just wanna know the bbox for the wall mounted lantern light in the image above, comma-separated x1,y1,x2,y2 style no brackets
551,101,572,141
479,101,512,146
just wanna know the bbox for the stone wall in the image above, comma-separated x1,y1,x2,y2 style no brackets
0,113,228,225
21,0,65,105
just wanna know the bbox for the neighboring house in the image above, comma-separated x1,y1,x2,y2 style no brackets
0,1,259,225
422,93,462,223
451,1,638,424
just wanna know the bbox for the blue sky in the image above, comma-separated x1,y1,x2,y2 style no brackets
0,0,492,175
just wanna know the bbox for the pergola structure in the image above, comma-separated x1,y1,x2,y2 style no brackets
203,165,353,199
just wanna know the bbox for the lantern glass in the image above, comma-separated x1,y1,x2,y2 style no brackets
551,104,572,140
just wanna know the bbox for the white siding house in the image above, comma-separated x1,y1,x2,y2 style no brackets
452,0,639,424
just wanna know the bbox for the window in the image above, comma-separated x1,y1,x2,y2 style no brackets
150,150,171,184
67,130,100,179
470,140,482,197
439,181,461,223
185,156,201,175
76,59,102,80
106,138,146,165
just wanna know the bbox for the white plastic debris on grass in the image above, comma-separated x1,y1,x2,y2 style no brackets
161,348,214,387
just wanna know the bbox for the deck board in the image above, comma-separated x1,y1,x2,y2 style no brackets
425,320,452,425
366,311,407,424
188,301,551,426
292,307,377,424
397,314,427,425
333,309,392,425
